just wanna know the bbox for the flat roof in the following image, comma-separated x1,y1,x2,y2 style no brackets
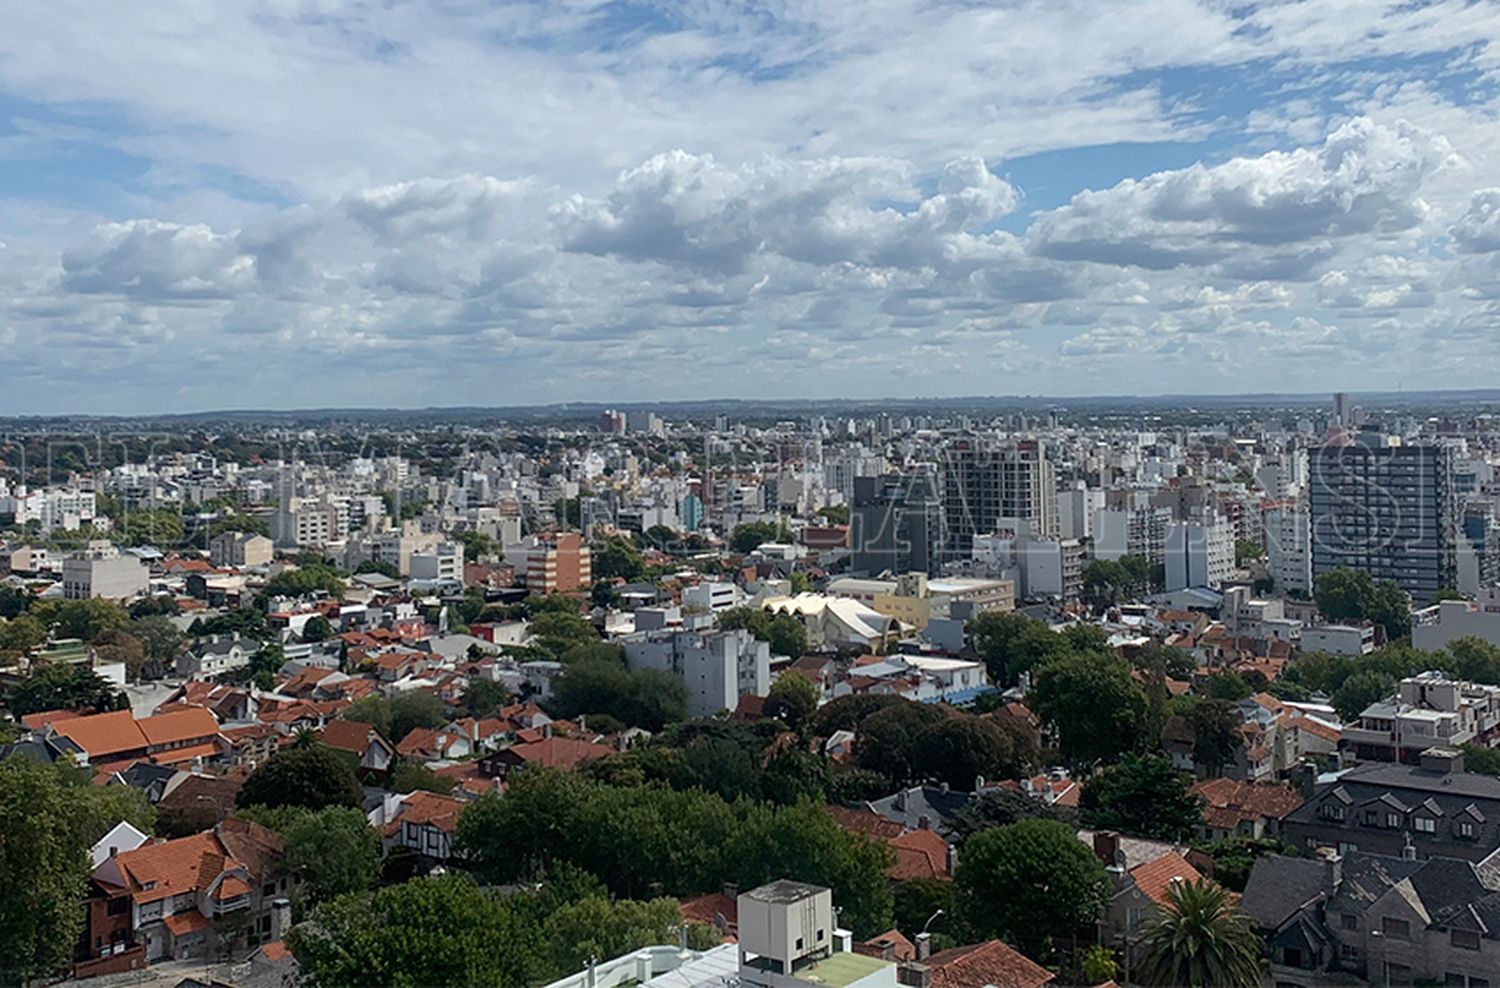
797,952,890,988
743,879,828,904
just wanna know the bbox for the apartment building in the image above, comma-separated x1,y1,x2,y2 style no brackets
525,532,592,593
940,439,1058,555
622,626,771,717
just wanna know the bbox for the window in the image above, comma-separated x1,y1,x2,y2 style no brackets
1458,820,1476,838
1364,810,1379,826
1341,944,1359,961
1322,803,1346,821
1386,813,1400,829
795,937,804,951
1382,917,1411,940
1452,929,1481,951
1415,816,1436,834
1341,913,1358,931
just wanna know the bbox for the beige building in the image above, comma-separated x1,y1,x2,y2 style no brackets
209,531,274,568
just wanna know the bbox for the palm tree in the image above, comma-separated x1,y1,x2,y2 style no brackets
1137,878,1263,988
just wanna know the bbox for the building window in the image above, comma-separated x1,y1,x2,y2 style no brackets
1341,913,1358,931
1458,820,1476,838
1382,917,1410,941
1452,929,1481,951
1386,813,1400,829
1322,803,1346,821
1364,810,1379,826
1414,816,1436,834
1341,944,1359,961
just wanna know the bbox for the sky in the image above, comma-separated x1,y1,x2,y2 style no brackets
6,1,1500,413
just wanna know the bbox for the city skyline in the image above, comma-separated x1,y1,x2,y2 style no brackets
6,2,1500,412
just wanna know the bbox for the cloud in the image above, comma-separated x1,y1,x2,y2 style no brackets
1451,188,1500,253
1029,117,1460,272
61,220,255,299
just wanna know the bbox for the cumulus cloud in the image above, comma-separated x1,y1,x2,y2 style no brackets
1029,118,1460,271
61,220,256,300
1451,189,1500,253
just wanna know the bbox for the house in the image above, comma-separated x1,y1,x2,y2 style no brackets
46,708,222,771
318,719,396,774
1190,778,1304,841
827,805,952,880
864,785,973,837
1282,747,1500,862
1243,850,1500,988
1099,847,1211,973
371,790,466,862
395,725,473,761
175,635,255,679
79,820,293,968
479,735,612,780
924,939,1055,988
680,887,740,942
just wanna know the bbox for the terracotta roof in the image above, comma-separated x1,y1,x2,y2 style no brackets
52,710,146,758
152,741,221,766
139,708,221,747
163,911,210,937
260,941,292,962
887,828,951,881
926,940,1054,988
826,805,905,840
387,791,466,834
320,719,388,755
857,930,916,962
1128,851,1205,907
1189,778,1304,826
213,875,252,901
502,736,611,771
21,709,79,730
680,892,738,939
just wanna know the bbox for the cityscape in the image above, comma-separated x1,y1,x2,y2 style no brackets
11,2,1500,987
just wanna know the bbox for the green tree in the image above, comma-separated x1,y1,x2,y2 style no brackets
264,564,347,600
542,896,690,973
730,521,793,554
1463,742,1500,776
394,760,457,795
764,671,820,732
239,805,381,904
0,586,33,619
1332,670,1395,722
1202,669,1251,702
1082,945,1118,984
1234,539,1264,566
528,610,599,658
288,873,547,988
718,606,807,659
592,537,645,582
819,504,851,526
0,614,47,655
12,663,126,715
955,819,1110,954
0,758,153,984
854,700,948,784
355,559,401,579
1081,754,1202,842
33,598,129,643
968,611,1072,687
1029,650,1148,764
893,876,956,941
1137,879,1262,988
343,696,394,738
911,716,1026,790
390,691,447,743
132,614,184,678
237,744,363,811
949,787,1074,844
302,614,334,642
1314,566,1412,639
548,660,688,730
463,678,513,718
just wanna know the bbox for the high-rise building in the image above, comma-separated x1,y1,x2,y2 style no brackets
940,439,1058,556
1264,501,1313,596
525,532,593,593
1309,440,1458,600
1163,515,1235,591
850,472,945,575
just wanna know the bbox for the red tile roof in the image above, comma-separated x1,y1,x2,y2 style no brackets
887,828,951,881
926,940,1054,988
1128,851,1205,907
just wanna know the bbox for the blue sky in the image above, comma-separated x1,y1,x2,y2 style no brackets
5,0,1500,412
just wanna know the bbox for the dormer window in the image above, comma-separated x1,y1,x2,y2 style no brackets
1322,803,1346,822
1458,820,1476,839
1414,816,1436,834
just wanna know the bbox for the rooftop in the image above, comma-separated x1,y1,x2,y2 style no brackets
743,879,828,905
792,951,889,988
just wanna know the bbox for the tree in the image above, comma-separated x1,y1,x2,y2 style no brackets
0,586,33,619
542,896,691,973
132,615,184,678
12,663,125,715
394,760,457,795
911,716,1025,790
819,504,851,526
1181,698,1241,775
1081,754,1202,842
1082,945,1118,985
1234,539,1264,566
456,529,498,561
237,744,363,811
1463,742,1500,776
0,758,153,984
390,691,447,743
92,630,146,682
548,661,688,730
955,819,1110,954
343,696,394,738
1029,651,1148,764
854,700,948,784
264,564,347,600
243,806,381,903
968,611,1072,687
730,521,793,554
1332,670,1395,722
33,598,129,642
893,877,956,942
590,579,622,609
463,678,513,718
0,614,46,655
527,610,599,658
764,672,820,732
302,614,334,642
718,606,808,659
949,787,1073,844
1314,566,1411,639
1202,669,1251,702
592,538,645,582
288,874,547,988
355,559,401,579
1137,879,1262,988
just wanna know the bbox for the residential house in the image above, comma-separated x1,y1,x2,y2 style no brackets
79,820,292,968
371,790,466,863
318,719,396,774
175,636,256,679
1243,850,1500,988
1190,777,1304,841
924,939,1055,988
479,735,612,781
45,708,222,772
1282,747,1500,863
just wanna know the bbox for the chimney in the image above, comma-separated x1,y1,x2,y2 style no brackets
1402,833,1418,861
917,815,931,831
915,933,932,961
1419,746,1464,775
894,788,908,812
1093,830,1121,867
108,846,118,859
722,881,739,899
542,722,553,739
1321,850,1342,892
